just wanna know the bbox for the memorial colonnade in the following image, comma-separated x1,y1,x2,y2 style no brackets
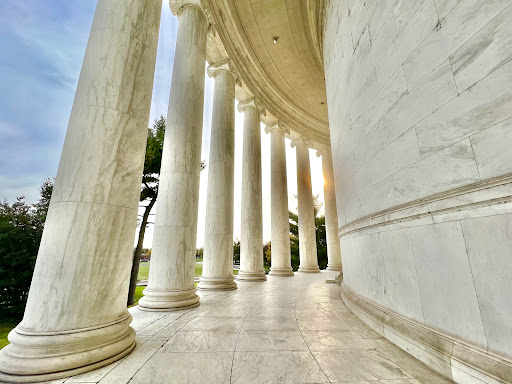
0,0,341,382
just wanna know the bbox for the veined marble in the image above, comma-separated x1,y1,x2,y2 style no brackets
0,0,162,381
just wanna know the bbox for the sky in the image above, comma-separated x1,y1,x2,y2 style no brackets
0,1,325,247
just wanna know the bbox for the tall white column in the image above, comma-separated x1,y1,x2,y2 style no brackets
198,60,239,290
139,1,209,311
291,137,320,273
237,99,266,281
266,122,294,276
0,1,162,382
317,147,342,271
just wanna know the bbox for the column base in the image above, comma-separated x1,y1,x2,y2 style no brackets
197,276,237,290
298,265,321,273
236,270,267,281
0,312,135,383
268,267,294,276
326,265,343,272
138,287,199,311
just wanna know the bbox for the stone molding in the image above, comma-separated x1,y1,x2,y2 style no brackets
340,282,512,383
207,59,241,86
264,121,290,136
170,0,213,30
290,136,314,149
237,97,265,116
316,145,331,157
339,173,512,239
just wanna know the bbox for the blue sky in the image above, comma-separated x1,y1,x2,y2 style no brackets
0,1,324,246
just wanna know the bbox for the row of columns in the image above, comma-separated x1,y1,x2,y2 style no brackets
0,0,341,382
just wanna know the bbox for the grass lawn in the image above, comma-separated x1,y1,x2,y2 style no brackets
138,263,150,280
0,322,17,350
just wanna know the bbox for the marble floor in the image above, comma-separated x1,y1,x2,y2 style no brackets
43,272,453,384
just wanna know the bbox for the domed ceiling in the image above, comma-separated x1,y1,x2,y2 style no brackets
205,0,329,147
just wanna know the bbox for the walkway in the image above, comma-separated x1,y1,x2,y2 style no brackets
50,272,452,384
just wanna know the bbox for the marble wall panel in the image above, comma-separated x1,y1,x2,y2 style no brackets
433,0,461,20
352,67,408,139
416,59,512,158
393,0,424,33
409,221,487,348
375,0,438,88
450,5,512,93
393,139,480,205
359,177,396,218
404,0,512,88
370,128,421,185
379,229,424,323
461,213,512,358
384,59,458,143
470,117,512,180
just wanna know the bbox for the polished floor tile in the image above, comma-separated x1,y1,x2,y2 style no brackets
62,273,452,384
236,330,308,351
129,352,233,384
231,351,328,384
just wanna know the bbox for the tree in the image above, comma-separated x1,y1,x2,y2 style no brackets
289,194,328,271
0,178,54,320
263,241,271,267
127,116,165,306
127,116,206,305
233,239,240,265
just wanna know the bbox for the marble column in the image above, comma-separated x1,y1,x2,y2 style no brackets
291,137,320,273
237,99,267,281
0,1,162,382
265,122,294,276
317,147,342,271
198,60,239,290
138,1,209,311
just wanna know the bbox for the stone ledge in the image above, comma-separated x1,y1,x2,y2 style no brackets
340,282,512,384
339,173,512,239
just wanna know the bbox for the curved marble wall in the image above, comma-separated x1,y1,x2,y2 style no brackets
324,0,512,371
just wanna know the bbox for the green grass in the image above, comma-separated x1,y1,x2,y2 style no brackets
137,263,150,280
0,322,16,350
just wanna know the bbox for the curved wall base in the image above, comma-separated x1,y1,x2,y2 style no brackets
340,283,512,384
0,313,135,383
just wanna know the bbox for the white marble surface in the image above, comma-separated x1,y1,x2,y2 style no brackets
266,123,294,276
318,149,342,271
0,0,162,381
139,4,208,311
199,63,237,291
292,138,320,273
237,100,266,281
53,273,451,384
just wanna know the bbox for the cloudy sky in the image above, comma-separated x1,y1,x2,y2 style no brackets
0,1,325,247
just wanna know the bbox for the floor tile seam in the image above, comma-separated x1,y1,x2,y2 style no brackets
229,300,257,384
294,282,333,384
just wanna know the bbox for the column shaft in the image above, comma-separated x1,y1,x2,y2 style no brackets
139,4,208,311
0,0,162,381
268,126,294,276
198,66,237,290
321,150,342,271
295,142,320,273
238,103,266,281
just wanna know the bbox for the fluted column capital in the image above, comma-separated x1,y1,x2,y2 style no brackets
264,121,290,135
170,0,213,30
316,145,331,158
290,136,314,149
207,59,241,86
237,98,266,116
